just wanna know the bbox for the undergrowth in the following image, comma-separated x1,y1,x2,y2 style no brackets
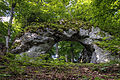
0,53,120,80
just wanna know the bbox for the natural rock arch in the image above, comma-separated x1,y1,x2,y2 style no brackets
11,20,113,63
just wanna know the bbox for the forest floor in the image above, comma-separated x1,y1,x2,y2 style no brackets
0,62,120,80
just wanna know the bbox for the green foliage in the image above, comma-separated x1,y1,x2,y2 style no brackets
91,0,120,34
1,53,51,75
15,53,50,66
96,37,120,54
95,77,104,80
0,0,120,77
0,52,120,79
91,60,120,75
1,52,15,62
69,0,120,54
0,74,11,77
12,0,120,55
0,22,8,43
14,53,75,68
0,0,10,43
0,0,9,16
69,0,120,35
0,0,119,65
7,61,25,75
0,53,25,75
50,56,66,66
48,41,84,62
15,53,71,66
13,0,69,26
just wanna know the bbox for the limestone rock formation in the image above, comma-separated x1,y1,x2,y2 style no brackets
11,23,114,63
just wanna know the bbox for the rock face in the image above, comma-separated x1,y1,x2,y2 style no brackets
11,25,113,63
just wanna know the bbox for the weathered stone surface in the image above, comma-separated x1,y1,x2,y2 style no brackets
11,25,115,63
91,44,111,63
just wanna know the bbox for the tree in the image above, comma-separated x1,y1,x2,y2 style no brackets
0,0,9,43
58,41,84,62
6,0,16,52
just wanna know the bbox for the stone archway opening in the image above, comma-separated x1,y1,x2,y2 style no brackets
48,41,86,63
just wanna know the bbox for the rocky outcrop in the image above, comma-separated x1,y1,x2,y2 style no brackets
11,22,114,63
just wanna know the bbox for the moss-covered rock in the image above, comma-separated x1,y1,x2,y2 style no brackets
11,19,119,63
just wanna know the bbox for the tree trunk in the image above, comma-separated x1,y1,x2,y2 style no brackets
70,43,74,62
6,0,15,52
65,54,68,62
56,43,59,59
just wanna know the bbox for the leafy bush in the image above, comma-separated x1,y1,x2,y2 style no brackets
15,53,51,65
50,56,66,65
7,61,25,75
0,53,25,75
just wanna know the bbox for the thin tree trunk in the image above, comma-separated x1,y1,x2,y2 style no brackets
56,43,59,59
6,0,15,52
65,54,68,62
70,43,74,62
